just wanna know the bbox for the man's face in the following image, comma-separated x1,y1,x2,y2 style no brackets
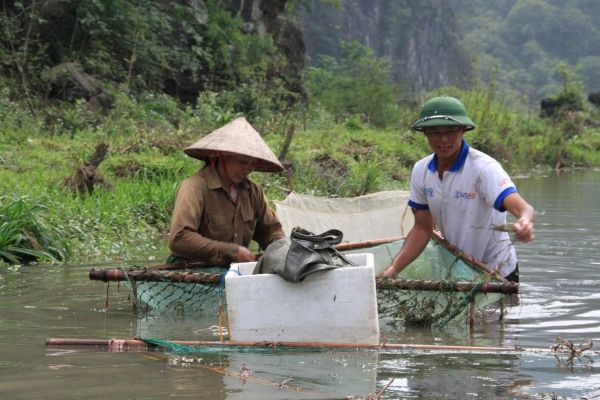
422,125,466,160
223,155,258,184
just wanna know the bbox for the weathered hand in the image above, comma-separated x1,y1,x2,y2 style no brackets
236,246,257,262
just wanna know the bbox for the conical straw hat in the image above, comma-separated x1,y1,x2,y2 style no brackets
184,117,284,173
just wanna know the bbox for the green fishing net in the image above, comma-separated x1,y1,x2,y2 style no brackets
122,240,505,331
344,239,503,329
139,337,326,355
123,266,227,314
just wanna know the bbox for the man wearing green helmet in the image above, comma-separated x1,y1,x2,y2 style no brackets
380,96,535,282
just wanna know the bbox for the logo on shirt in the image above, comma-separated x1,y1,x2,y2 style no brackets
498,178,510,187
454,190,477,200
423,187,434,198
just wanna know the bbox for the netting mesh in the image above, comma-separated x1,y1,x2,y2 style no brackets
135,280,220,312
274,191,504,329
125,267,226,314
345,239,503,329
119,191,506,332
122,238,503,331
274,190,413,242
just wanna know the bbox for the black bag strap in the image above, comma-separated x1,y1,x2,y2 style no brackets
290,227,343,249
290,227,356,266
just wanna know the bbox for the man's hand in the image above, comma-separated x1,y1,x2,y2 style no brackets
236,246,257,262
378,266,398,278
503,193,535,243
513,217,535,243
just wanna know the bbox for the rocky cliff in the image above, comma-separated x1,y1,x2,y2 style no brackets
227,0,306,100
299,0,473,94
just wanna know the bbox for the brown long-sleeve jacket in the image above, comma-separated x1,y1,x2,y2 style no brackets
168,165,284,266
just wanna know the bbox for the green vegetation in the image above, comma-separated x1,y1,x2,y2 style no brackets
1,1,600,264
2,78,599,264
0,0,280,102
0,195,69,264
303,0,600,104
451,0,600,100
305,41,402,127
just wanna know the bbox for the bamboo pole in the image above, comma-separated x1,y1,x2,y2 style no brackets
89,233,517,293
144,260,209,271
431,230,508,283
377,277,518,294
90,237,404,273
88,268,222,285
89,267,518,294
45,337,527,353
335,236,405,251
89,231,500,282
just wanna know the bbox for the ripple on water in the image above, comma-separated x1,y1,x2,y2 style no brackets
543,375,600,391
517,319,600,329
578,310,600,318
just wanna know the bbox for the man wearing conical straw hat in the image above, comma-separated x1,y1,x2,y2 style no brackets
167,117,285,266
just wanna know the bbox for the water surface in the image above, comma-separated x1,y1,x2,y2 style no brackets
1,170,600,399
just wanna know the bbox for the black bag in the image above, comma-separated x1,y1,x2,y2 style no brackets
254,227,356,282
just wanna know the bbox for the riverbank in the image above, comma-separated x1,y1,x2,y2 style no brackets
1,87,599,263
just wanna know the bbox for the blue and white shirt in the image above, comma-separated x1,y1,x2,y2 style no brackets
408,141,518,277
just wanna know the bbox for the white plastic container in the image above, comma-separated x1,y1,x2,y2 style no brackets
225,253,379,345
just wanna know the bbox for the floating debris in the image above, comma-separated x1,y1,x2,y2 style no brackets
550,336,594,368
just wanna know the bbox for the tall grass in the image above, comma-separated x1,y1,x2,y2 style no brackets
42,178,179,263
0,195,69,264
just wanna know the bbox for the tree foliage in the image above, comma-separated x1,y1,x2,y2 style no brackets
451,0,600,100
0,0,279,103
305,41,400,127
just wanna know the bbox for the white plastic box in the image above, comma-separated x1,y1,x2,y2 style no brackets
225,253,379,345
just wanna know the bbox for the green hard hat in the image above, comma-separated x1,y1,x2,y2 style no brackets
412,96,476,131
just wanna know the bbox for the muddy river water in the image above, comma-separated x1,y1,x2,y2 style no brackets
1,170,600,399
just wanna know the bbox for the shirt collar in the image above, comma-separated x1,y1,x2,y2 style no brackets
427,140,470,173
203,164,249,190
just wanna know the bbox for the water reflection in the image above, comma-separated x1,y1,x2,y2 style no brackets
378,352,527,399
506,171,600,352
134,311,380,398
222,351,378,399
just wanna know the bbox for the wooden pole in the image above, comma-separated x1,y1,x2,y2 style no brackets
88,237,405,273
88,232,504,284
431,231,508,283
335,236,405,251
143,260,210,271
376,277,518,294
45,337,527,353
88,267,518,294
88,268,222,285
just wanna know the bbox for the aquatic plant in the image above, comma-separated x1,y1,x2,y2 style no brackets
0,195,69,264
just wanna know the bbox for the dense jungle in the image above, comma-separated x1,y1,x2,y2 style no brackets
1,0,600,264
